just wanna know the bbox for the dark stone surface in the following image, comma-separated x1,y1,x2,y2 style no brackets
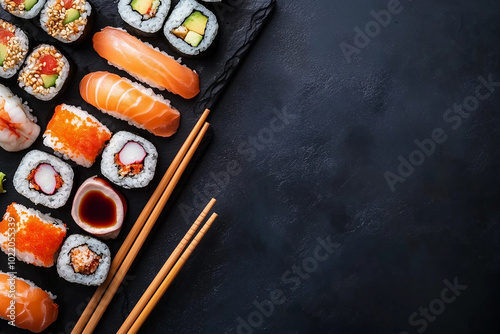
2,0,500,333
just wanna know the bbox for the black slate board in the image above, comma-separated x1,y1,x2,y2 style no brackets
0,0,275,333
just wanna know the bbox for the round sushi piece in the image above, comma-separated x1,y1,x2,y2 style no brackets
163,0,219,56
118,0,170,35
0,83,40,152
0,0,47,19
18,44,70,101
0,202,67,267
0,19,29,79
13,149,74,209
101,131,158,189
43,104,112,167
40,0,92,43
57,234,111,286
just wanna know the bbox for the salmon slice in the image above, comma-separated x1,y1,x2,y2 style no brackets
93,27,200,99
0,272,58,333
80,71,180,137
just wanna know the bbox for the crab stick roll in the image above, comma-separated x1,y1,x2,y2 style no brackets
0,0,46,19
0,19,29,79
0,202,67,267
93,27,199,99
80,71,180,137
40,0,92,43
18,44,70,101
0,271,58,332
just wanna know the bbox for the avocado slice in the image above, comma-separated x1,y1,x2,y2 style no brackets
64,8,80,24
0,44,7,66
24,0,38,11
182,11,208,36
130,0,152,15
184,31,203,47
41,74,58,88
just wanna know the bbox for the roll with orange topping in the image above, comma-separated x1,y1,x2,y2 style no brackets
0,202,67,268
43,104,112,167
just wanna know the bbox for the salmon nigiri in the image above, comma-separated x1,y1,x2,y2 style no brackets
80,71,180,137
93,27,200,99
0,272,58,333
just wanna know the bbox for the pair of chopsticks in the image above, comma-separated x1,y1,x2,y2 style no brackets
72,109,212,334
118,199,218,333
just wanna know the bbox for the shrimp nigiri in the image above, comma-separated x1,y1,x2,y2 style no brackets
0,84,40,152
0,272,58,333
80,71,180,137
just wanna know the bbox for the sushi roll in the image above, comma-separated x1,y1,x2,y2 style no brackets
163,0,219,56
101,131,158,188
0,83,40,152
43,104,112,167
13,149,74,208
57,234,111,286
0,202,67,267
0,271,58,332
118,0,170,35
18,44,70,101
0,19,29,79
40,0,92,43
0,0,46,19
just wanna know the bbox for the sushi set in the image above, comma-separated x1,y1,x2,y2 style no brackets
0,0,275,332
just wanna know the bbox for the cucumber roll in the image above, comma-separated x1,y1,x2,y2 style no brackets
163,0,218,56
0,19,29,79
40,0,92,43
118,0,170,35
0,0,46,19
18,44,70,101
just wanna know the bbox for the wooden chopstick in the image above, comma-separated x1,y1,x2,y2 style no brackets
117,199,217,334
128,212,219,334
72,109,211,334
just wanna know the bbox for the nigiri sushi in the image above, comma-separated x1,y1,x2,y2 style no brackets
80,71,180,137
0,271,58,333
93,27,199,99
0,83,40,152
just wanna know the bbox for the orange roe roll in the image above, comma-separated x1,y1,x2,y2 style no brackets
43,104,112,167
0,202,67,267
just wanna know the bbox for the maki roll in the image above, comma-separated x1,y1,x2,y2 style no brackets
57,234,111,286
0,202,67,267
118,0,170,35
101,131,158,189
0,0,46,19
43,104,112,167
163,0,218,56
13,149,74,208
0,83,40,152
18,44,70,101
0,19,29,79
40,0,92,43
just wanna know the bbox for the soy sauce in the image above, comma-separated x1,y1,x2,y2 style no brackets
79,190,117,228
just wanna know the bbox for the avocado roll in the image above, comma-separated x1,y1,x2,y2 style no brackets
0,19,29,79
118,0,170,35
163,0,218,56
18,44,70,101
0,0,46,19
40,0,92,43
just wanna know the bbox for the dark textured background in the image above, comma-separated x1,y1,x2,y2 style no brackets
2,0,500,333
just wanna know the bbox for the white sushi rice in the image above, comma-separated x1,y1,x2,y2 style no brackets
0,0,47,19
57,234,111,286
101,131,158,189
163,0,219,56
13,150,74,209
118,0,170,34
40,0,92,43
18,44,70,101
0,203,66,267
0,20,29,79
43,104,111,167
